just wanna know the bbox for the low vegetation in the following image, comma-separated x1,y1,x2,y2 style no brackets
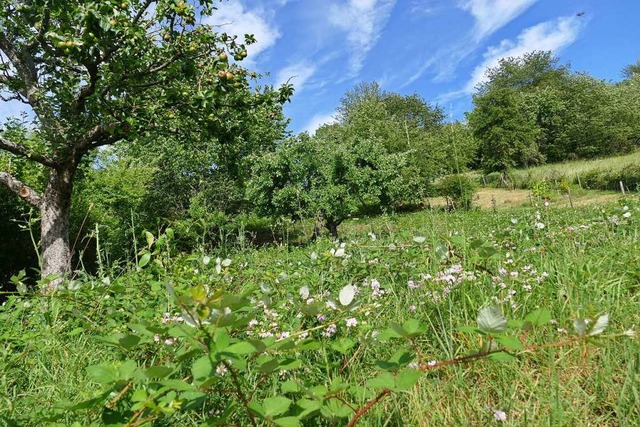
2,198,638,425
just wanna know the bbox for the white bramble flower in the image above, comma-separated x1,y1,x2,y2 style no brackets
346,318,358,328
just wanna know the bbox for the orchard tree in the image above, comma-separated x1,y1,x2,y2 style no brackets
248,130,420,239
0,0,291,291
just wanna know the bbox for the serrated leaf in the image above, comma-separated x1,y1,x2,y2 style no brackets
495,335,522,350
331,338,355,355
366,372,395,390
224,341,258,355
339,284,355,306
263,396,292,417
525,308,552,327
402,319,426,336
477,305,507,333
281,380,300,393
118,334,141,350
588,314,609,336
86,363,118,385
248,401,265,418
144,366,173,379
274,417,300,427
191,356,213,384
395,369,420,390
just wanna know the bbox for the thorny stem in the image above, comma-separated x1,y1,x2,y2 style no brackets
224,360,258,427
348,336,586,426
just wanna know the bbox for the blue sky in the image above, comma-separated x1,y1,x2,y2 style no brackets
2,1,639,134
208,0,640,134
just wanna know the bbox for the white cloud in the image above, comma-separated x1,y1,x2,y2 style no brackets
463,15,583,93
205,2,280,59
328,0,397,76
303,112,337,134
275,62,316,92
460,0,538,40
438,15,584,102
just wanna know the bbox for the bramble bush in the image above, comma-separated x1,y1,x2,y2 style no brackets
1,199,639,425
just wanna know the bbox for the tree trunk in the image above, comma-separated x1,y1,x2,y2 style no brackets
311,215,324,241
40,164,76,293
325,220,340,240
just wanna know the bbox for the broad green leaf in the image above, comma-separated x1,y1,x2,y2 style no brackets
495,335,522,350
403,319,426,336
118,360,138,380
525,308,552,327
331,338,355,354
366,372,395,390
412,236,426,244
488,352,516,362
224,341,258,355
144,366,173,379
477,305,507,333
263,396,292,417
118,334,141,350
86,363,118,385
192,356,213,384
274,417,300,427
588,314,609,336
248,401,265,418
138,252,151,268
281,381,300,393
395,369,420,391
144,231,154,247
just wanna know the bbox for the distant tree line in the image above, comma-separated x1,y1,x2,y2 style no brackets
2,49,639,286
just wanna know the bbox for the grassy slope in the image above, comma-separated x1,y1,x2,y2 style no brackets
1,199,639,425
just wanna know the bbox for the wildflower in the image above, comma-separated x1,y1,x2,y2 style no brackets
317,313,327,322
535,222,545,229
277,331,291,341
623,211,631,218
216,364,228,376
322,324,337,337
345,318,358,328
248,319,259,328
409,304,417,312
164,338,175,346
153,334,161,343
427,360,437,367
493,410,507,422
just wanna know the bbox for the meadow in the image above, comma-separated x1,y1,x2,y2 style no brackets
1,195,638,426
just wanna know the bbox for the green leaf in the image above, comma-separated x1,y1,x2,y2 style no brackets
274,417,300,427
366,372,395,390
395,369,420,391
224,341,257,355
86,363,118,385
488,352,516,362
525,308,552,327
458,325,485,335
144,366,173,379
588,314,609,336
331,338,355,354
248,401,265,418
144,231,155,247
477,305,507,333
263,396,292,417
118,360,138,380
281,381,300,393
138,252,151,268
192,355,213,384
118,334,141,350
402,319,426,336
412,236,426,244
295,399,322,418
495,335,522,350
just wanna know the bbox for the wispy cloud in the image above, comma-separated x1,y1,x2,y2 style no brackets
460,0,539,40
275,62,316,92
328,0,397,76
206,2,280,60
303,112,337,134
438,15,584,102
403,0,538,87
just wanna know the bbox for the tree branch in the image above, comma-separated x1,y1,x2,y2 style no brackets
0,171,42,208
0,135,57,167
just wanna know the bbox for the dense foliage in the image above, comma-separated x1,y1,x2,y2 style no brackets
468,51,640,172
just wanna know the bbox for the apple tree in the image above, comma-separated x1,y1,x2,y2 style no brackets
0,0,292,291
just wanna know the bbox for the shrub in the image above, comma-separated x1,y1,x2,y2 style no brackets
437,174,477,210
